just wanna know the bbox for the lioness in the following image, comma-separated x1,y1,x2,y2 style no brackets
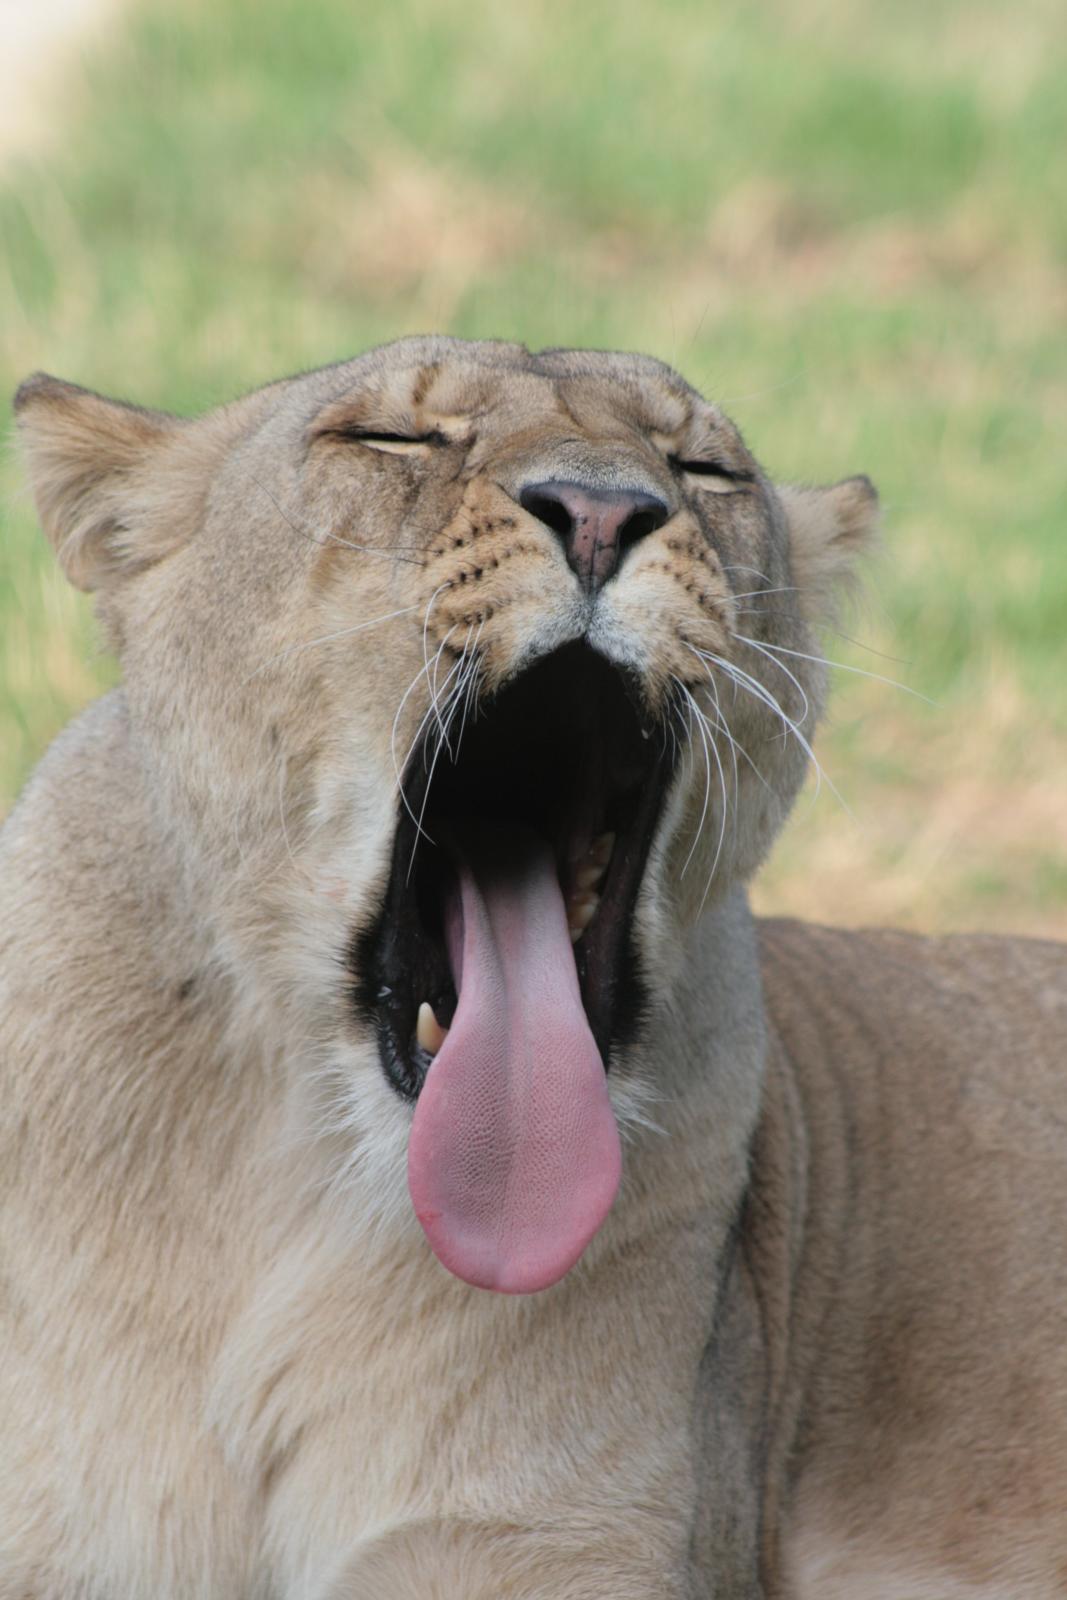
3,337,1065,1599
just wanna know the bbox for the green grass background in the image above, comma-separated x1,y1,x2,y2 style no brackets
2,0,1065,933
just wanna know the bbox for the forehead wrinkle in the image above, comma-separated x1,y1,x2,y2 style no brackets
305,343,725,457
409,363,441,408
631,382,693,437
550,372,692,445
552,383,585,434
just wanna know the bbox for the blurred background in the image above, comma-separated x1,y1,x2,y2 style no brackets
1,0,1064,934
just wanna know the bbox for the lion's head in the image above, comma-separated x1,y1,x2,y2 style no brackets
14,336,877,1293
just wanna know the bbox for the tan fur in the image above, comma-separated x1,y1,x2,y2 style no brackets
2,337,1064,1598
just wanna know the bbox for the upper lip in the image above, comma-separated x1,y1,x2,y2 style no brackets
350,641,676,1099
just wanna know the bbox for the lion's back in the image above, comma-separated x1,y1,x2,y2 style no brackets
760,913,1067,1097
759,918,1067,1593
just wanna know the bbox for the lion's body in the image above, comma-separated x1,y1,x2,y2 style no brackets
763,922,1067,1598
2,338,1065,1597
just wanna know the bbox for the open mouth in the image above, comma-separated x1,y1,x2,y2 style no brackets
352,641,673,1292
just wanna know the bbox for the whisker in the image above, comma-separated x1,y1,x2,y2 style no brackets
409,650,467,879
733,607,918,668
729,586,800,602
243,606,421,684
256,480,425,563
701,715,729,912
690,645,850,816
675,680,728,908
676,684,712,882
661,691,683,768
431,647,454,757
733,633,812,729
434,635,473,760
391,662,438,841
692,698,729,911
401,655,462,807
686,651,773,796
700,665,740,819
453,622,485,762
732,633,935,706
421,584,453,747
408,629,460,779
721,562,774,586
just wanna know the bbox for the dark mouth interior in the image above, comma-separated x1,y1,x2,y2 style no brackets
352,642,672,1099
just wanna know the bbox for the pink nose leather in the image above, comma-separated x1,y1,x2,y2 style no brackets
519,481,669,592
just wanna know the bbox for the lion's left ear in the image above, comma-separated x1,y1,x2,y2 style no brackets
13,373,195,593
777,475,880,623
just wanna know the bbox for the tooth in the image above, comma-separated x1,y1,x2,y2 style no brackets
589,832,615,868
574,860,606,891
568,891,599,944
568,893,599,932
416,1001,448,1058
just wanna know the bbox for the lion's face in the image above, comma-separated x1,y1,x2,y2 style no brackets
15,336,876,1293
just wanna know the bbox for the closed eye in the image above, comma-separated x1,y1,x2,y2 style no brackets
671,457,749,494
328,428,446,455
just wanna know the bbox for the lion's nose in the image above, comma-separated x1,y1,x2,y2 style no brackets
518,480,670,594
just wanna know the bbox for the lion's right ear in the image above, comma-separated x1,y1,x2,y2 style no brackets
13,373,192,592
777,475,880,624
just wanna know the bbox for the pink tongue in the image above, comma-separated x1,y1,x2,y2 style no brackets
407,826,622,1294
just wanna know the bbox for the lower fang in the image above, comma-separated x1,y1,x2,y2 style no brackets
416,1001,448,1058
573,860,605,891
567,894,599,939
